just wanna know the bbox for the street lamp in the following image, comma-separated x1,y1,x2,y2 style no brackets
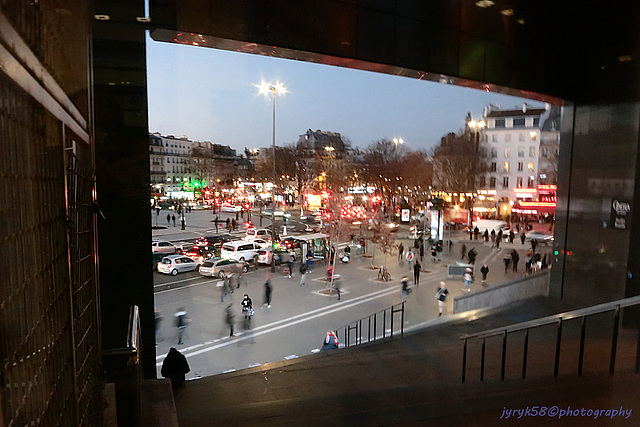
257,81,287,272
467,119,485,225
392,137,404,150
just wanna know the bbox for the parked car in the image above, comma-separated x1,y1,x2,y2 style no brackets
157,255,199,275
220,240,262,262
198,258,249,278
245,228,275,241
256,247,295,265
252,238,272,249
152,240,178,254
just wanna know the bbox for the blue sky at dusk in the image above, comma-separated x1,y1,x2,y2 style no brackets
146,35,546,153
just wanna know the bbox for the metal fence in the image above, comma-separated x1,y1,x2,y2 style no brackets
337,302,405,348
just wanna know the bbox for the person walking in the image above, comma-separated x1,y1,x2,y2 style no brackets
503,254,511,273
166,213,171,225
474,226,480,240
484,229,489,242
231,218,237,231
431,245,438,262
525,251,533,274
463,268,473,293
467,247,477,265
435,282,449,316
299,262,307,286
419,242,424,261
413,260,421,286
154,309,163,344
224,303,235,337
306,249,314,273
406,249,414,270
520,232,526,245
220,274,231,302
511,249,520,272
461,243,467,260
286,258,293,279
161,347,190,390
480,264,489,283
172,214,176,227
398,242,404,262
262,275,273,308
214,216,219,233
401,276,409,301
174,307,189,345
333,275,342,300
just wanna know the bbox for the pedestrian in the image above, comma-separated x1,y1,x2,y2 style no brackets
220,275,231,302
401,276,409,301
320,330,339,351
467,247,477,265
154,308,163,343
469,227,474,240
224,303,235,337
531,239,538,254
166,213,171,225
299,261,307,286
435,282,449,316
231,218,236,231
503,254,511,273
235,211,239,221
509,230,515,244
419,242,424,261
490,229,496,246
511,249,520,272
436,241,443,261
524,251,533,274
413,260,421,286
463,268,473,292
480,264,489,282
174,307,189,345
306,249,314,272
214,216,219,233
520,232,526,245
474,227,480,240
398,242,404,261
161,347,190,390
431,245,437,262
237,272,247,288
406,249,414,270
461,243,467,260
333,275,342,300
262,275,272,308
172,214,176,227
287,257,293,279
227,221,232,233
484,229,489,242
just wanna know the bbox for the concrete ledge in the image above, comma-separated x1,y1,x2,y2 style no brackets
453,270,550,314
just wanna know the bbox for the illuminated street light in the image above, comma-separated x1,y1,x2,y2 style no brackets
392,137,404,150
257,81,287,272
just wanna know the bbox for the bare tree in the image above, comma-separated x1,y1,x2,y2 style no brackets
431,131,486,193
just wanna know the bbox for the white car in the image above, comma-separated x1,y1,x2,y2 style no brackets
151,240,178,254
245,228,275,241
252,238,272,249
220,240,262,262
157,255,199,275
256,247,295,265
220,204,242,213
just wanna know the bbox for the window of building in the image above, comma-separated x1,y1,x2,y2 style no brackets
479,176,486,187
505,133,511,142
490,177,496,188
490,162,497,172
503,177,509,188
529,131,537,141
491,148,498,158
504,147,511,158
541,148,547,158
528,162,535,171
519,133,525,142
528,177,535,187
518,147,525,157
513,118,525,127
495,119,505,128
492,134,498,142
504,162,510,172
533,117,540,127
529,147,536,157
517,162,524,172
516,176,523,187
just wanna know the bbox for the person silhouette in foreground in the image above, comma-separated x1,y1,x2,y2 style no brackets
161,347,190,390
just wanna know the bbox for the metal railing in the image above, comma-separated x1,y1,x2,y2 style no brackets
461,296,640,383
103,305,142,425
337,302,405,348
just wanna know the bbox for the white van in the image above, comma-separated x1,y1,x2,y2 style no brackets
220,240,262,262
245,228,274,241
471,219,510,234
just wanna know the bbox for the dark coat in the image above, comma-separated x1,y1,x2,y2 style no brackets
161,347,190,389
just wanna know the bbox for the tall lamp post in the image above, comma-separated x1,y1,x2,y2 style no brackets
392,137,404,151
257,81,287,272
467,119,485,227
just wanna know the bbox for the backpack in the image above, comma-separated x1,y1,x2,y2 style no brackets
299,263,307,273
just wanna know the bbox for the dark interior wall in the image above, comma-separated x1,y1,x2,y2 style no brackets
93,0,157,378
550,104,640,305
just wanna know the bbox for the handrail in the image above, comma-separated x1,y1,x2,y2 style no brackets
461,295,640,340
336,302,405,348
103,305,141,360
461,296,640,383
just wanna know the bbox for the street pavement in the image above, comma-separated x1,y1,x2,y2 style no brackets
151,207,554,379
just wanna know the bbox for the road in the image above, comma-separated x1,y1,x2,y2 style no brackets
152,207,549,379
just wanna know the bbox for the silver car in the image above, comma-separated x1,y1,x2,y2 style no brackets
198,258,249,278
152,240,178,254
157,255,199,275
